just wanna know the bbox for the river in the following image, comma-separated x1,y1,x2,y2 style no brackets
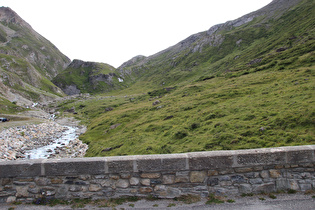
24,126,77,159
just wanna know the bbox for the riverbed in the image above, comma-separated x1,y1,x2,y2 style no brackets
0,122,88,161
23,126,76,159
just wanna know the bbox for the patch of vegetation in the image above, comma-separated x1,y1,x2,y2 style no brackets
174,194,201,204
167,203,176,207
241,193,254,197
206,194,225,204
0,96,26,114
287,189,297,194
31,196,141,208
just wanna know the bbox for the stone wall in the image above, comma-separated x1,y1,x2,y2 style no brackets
0,145,314,203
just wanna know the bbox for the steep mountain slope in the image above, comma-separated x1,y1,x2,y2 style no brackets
53,59,131,95
118,0,313,88
0,7,70,107
54,0,314,157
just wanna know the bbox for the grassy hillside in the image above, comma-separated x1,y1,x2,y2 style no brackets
57,62,313,157
51,0,313,157
0,96,25,114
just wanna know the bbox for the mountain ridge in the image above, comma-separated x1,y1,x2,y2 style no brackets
0,6,71,109
117,0,305,85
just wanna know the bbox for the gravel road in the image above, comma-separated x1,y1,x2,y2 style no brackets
0,192,314,210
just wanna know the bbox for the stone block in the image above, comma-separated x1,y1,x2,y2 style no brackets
238,184,252,194
161,154,187,171
249,178,263,185
150,179,162,185
44,158,105,176
15,186,29,198
190,171,206,183
1,178,12,185
109,175,120,180
220,181,232,186
175,172,189,183
140,173,161,179
299,184,312,191
163,175,175,185
207,178,219,186
0,160,41,178
137,155,163,172
78,175,91,181
69,185,82,192
35,177,50,186
27,186,39,194
129,177,140,186
89,184,102,192
165,187,181,198
231,175,246,183
140,179,150,186
276,178,289,190
253,183,275,193
208,170,218,176
120,173,131,179
139,187,153,194
116,179,129,188
6,196,16,203
218,169,235,175
51,178,63,184
269,169,281,178
188,152,234,170
289,180,300,190
287,149,314,164
235,167,253,173
237,150,286,167
154,184,166,192
218,175,230,181
244,172,255,178
260,170,269,179
107,160,133,173
100,179,114,188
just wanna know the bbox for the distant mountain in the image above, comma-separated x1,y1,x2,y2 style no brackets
0,7,70,108
53,59,129,95
117,0,313,87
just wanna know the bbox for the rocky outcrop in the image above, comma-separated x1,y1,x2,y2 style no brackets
63,84,81,95
53,59,125,95
0,7,70,105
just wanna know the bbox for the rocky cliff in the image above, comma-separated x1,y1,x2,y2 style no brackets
0,7,70,107
53,59,127,95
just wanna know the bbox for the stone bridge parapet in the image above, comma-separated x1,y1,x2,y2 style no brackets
0,145,314,203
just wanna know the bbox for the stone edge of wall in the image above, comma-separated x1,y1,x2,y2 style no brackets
0,145,314,178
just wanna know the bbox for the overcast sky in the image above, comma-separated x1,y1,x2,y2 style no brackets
2,0,272,67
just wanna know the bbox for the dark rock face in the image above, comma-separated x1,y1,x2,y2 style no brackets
89,73,116,85
63,84,81,95
68,59,96,69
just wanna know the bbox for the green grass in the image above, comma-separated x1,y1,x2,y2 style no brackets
0,96,26,113
68,64,314,157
